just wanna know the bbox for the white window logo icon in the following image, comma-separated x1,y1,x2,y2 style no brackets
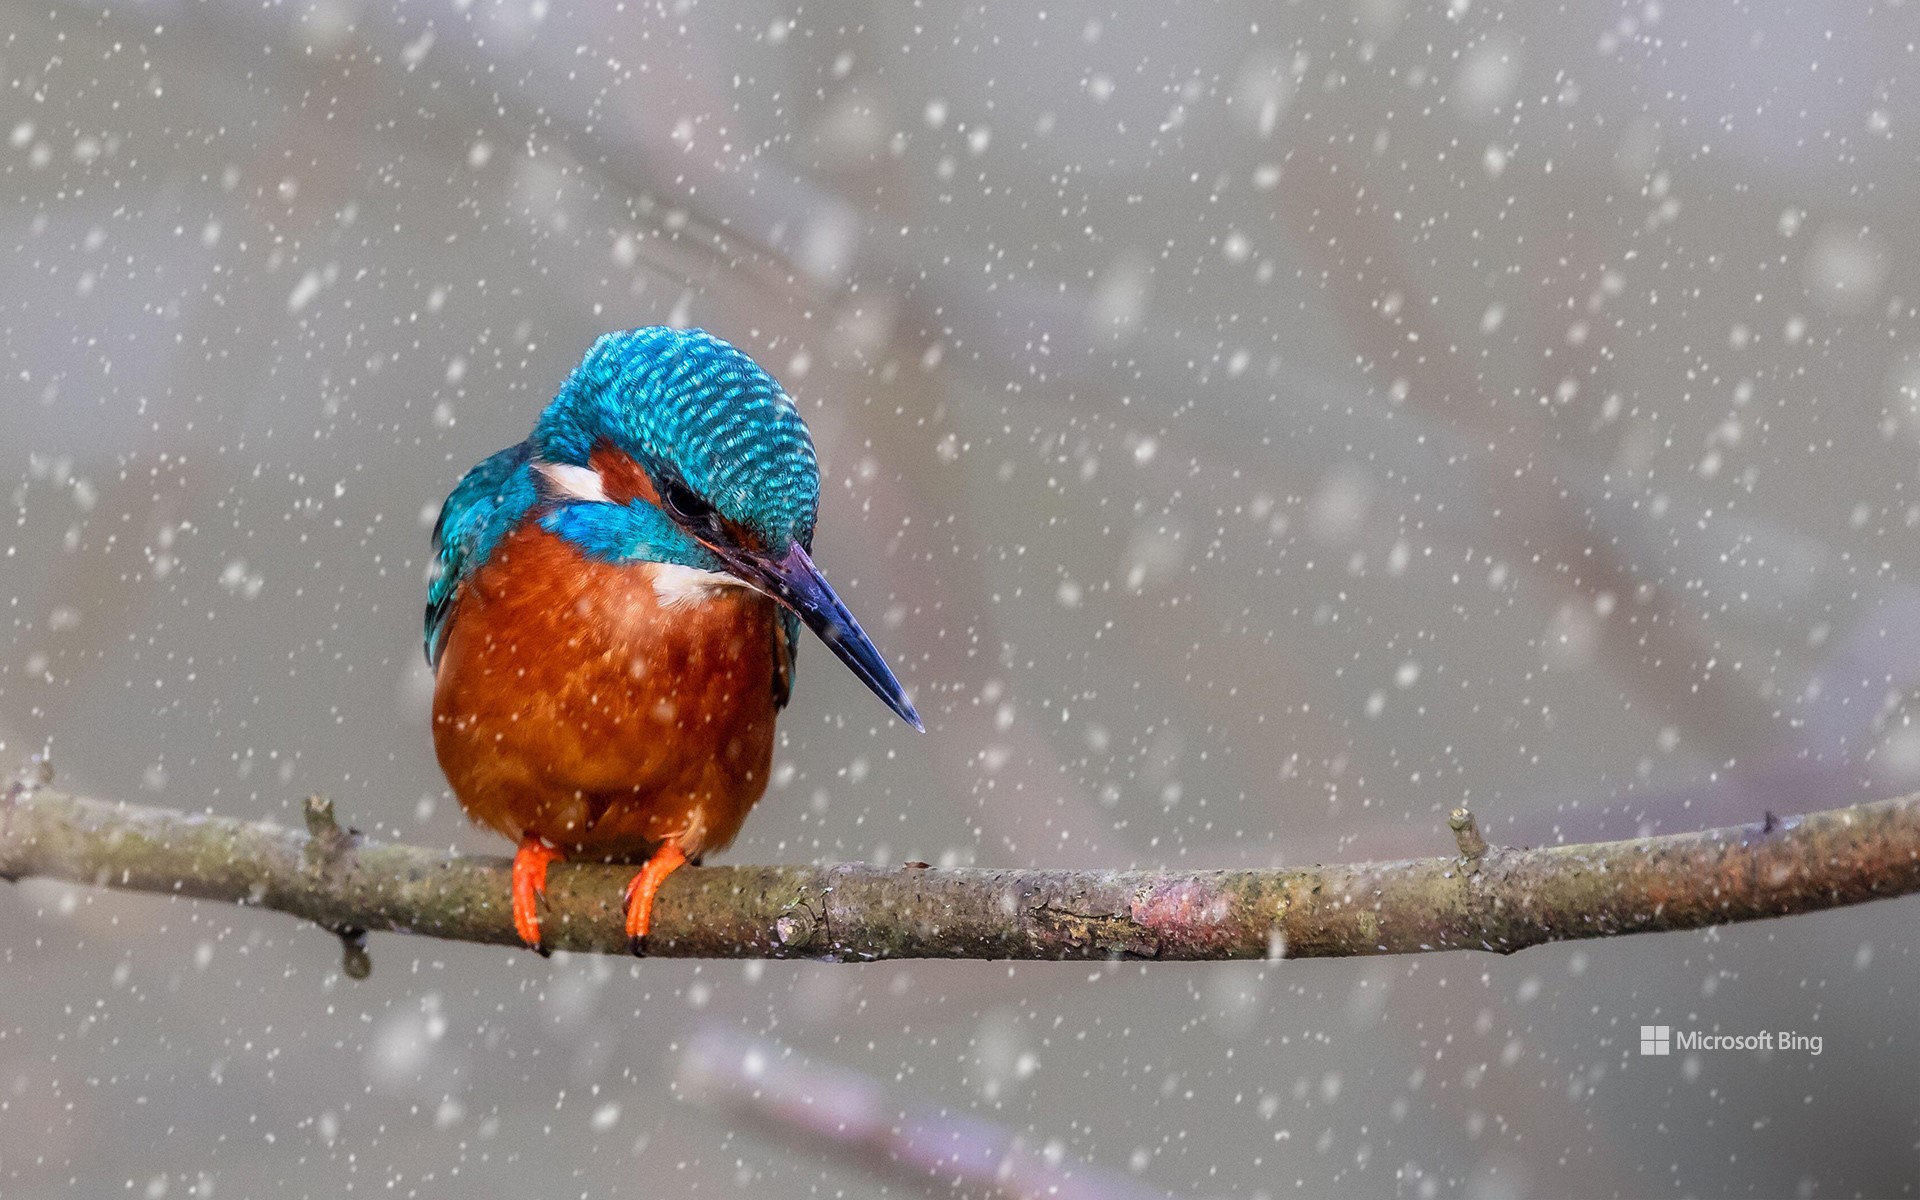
1640,1025,1670,1056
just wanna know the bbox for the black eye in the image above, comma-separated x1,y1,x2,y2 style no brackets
661,477,717,526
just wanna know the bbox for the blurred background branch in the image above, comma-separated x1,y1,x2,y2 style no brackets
675,1029,1174,1200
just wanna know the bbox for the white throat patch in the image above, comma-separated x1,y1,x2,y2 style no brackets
651,562,751,608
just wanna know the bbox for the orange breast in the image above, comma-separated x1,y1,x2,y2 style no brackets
430,521,782,861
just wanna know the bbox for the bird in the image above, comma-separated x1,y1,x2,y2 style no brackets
424,327,921,955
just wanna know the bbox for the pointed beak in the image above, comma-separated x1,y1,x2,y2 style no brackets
729,542,923,731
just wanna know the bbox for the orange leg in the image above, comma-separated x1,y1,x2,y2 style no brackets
511,834,566,955
623,842,690,955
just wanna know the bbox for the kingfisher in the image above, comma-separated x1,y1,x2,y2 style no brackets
424,327,921,955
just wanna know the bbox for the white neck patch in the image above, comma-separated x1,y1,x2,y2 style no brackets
536,460,609,504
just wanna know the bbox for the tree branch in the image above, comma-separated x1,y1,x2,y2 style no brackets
4,772,1919,970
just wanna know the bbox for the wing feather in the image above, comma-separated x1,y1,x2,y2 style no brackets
424,441,537,668
772,607,800,709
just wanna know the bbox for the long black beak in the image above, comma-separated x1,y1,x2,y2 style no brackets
728,543,923,731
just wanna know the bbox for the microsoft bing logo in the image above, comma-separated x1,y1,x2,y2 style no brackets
1636,1022,1820,1057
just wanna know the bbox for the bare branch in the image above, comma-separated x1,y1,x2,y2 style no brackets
3,786,1919,968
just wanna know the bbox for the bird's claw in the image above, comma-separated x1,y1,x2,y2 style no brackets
511,834,566,958
621,842,688,959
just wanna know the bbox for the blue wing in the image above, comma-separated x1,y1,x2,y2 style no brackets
425,441,537,669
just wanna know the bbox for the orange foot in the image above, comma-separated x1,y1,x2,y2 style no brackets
511,834,566,955
623,842,689,956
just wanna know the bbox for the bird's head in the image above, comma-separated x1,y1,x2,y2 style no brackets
532,327,920,730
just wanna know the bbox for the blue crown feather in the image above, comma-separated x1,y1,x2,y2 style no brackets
535,328,820,552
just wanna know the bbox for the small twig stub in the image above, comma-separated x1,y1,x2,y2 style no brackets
1448,806,1489,861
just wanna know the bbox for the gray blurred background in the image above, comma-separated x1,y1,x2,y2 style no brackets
3,1,1919,1195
